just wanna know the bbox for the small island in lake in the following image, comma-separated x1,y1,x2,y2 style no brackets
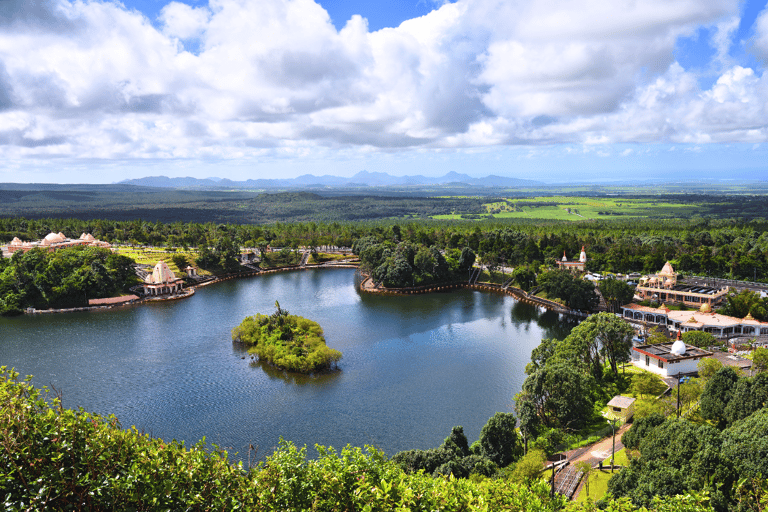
232,301,342,374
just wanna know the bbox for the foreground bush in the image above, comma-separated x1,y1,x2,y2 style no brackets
1,367,747,511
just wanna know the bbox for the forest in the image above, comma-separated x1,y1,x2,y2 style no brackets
0,246,136,315
3,211,768,281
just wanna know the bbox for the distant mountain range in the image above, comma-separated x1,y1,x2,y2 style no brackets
117,171,545,189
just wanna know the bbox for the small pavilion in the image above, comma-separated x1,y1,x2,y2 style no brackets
142,261,184,296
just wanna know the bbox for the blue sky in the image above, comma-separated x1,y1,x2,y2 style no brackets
1,0,767,184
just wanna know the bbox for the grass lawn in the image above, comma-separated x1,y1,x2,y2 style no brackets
602,448,631,467
114,247,212,276
575,470,614,502
475,270,510,285
310,252,350,263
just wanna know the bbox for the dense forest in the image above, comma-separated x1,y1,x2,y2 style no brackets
4,213,768,281
0,246,137,315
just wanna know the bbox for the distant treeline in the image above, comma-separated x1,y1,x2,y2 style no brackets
4,183,768,224
3,213,768,281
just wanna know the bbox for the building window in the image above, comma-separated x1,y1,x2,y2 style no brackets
645,355,650,366
658,359,664,369
612,407,622,412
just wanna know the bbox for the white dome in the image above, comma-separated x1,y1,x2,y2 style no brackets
671,339,686,356
147,260,177,284
43,232,66,244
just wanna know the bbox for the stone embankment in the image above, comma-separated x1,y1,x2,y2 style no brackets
358,275,590,318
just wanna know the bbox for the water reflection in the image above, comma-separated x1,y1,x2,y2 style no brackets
1,268,576,462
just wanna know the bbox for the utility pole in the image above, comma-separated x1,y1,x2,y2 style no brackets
610,417,617,473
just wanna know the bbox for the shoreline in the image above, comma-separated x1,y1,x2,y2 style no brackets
358,273,590,318
21,260,361,315
22,261,588,319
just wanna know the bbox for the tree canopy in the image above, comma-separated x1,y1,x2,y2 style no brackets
232,302,342,374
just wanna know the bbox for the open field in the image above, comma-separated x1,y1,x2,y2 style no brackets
435,196,702,221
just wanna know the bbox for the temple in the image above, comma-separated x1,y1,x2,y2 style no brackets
622,302,768,339
7,232,111,254
555,246,587,272
631,332,712,377
142,260,184,296
635,261,728,308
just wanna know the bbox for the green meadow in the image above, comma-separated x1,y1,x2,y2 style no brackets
433,196,699,221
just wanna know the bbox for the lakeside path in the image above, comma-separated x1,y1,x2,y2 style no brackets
557,423,632,500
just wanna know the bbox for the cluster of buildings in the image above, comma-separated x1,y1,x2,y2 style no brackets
5,232,111,254
634,261,729,309
553,247,761,377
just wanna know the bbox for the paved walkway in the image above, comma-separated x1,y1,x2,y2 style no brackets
554,423,631,500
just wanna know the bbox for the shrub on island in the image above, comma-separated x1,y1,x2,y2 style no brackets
232,301,342,373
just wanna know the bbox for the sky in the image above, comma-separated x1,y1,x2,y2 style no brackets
1,0,768,184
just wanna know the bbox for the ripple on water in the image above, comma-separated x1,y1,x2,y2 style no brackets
0,269,573,461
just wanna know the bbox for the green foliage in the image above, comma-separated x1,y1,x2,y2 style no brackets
0,246,137,315
752,347,768,374
718,289,768,321
699,367,740,429
631,372,668,398
537,269,599,311
697,358,724,381
621,413,666,450
681,330,717,348
0,367,254,510
509,448,547,482
360,240,470,288
2,367,766,511
477,412,523,467
232,303,342,373
599,276,636,313
393,414,521,479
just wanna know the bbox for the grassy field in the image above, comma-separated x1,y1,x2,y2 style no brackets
433,196,699,221
113,247,212,276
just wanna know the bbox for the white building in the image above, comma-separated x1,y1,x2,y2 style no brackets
622,303,768,339
142,261,184,296
632,336,711,377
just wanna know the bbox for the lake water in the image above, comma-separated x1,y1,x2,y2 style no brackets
0,268,577,461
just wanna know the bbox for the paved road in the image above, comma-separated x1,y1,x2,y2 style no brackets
557,423,631,500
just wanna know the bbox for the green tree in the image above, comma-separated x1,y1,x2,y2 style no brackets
511,266,536,292
697,358,724,381
599,276,636,313
509,449,546,483
700,366,740,429
477,412,523,468
631,372,668,398
719,289,768,320
681,330,717,349
518,362,595,431
752,347,768,374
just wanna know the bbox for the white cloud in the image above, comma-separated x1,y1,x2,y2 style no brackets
0,0,764,170
754,6,768,63
160,2,210,40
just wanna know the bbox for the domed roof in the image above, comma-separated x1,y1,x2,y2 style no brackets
42,232,66,245
10,237,22,245
146,260,177,284
80,233,96,241
671,339,687,356
699,303,712,313
659,261,676,277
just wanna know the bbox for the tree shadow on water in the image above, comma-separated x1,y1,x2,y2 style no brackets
232,340,342,387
